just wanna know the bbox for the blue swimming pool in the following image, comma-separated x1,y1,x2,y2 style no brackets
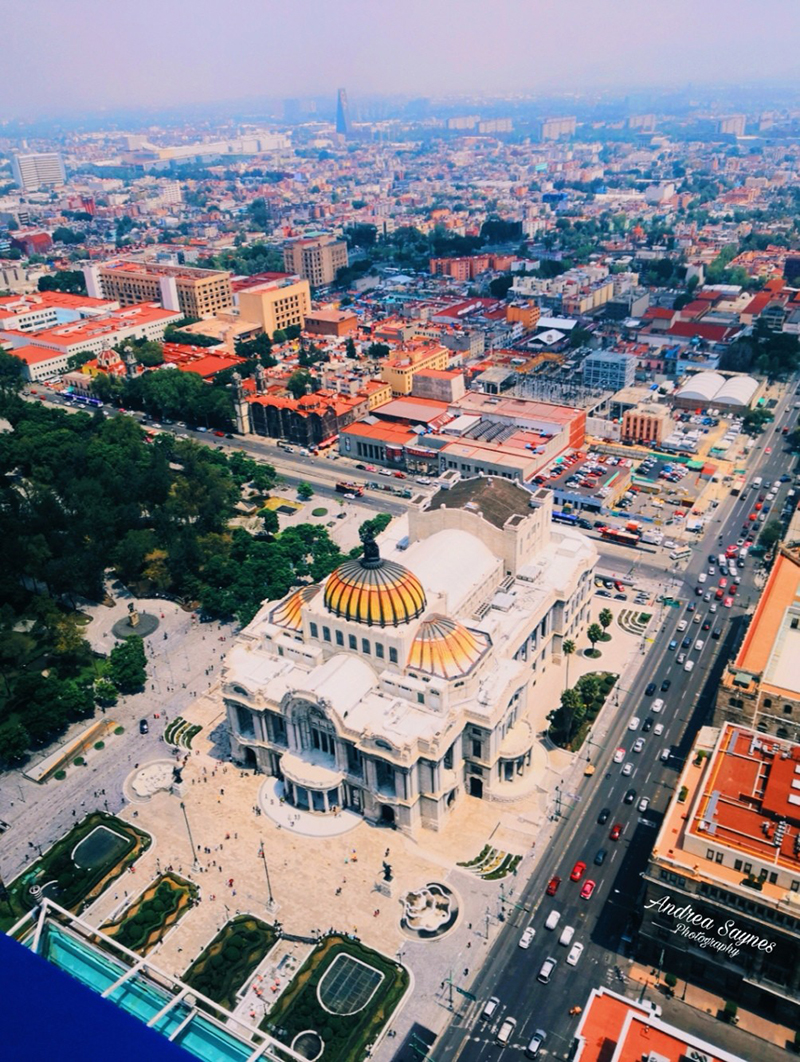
35,924,263,1062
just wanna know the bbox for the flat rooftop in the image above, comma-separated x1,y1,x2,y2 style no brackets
99,259,228,281
453,391,581,426
427,476,535,529
734,549,800,697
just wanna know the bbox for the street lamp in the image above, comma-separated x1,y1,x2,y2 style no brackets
179,801,199,869
258,839,274,908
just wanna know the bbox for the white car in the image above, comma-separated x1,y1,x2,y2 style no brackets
633,737,645,753
676,620,688,632
613,747,626,763
709,603,717,613
519,925,536,949
566,942,584,966
651,698,664,714
622,762,634,776
638,797,650,812
559,925,575,947
695,639,705,652
677,653,686,664
628,717,641,731
698,573,707,584
654,723,664,736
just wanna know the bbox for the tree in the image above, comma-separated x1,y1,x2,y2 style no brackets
366,342,390,359
0,349,23,393
587,623,603,657
52,227,84,245
741,408,774,437
261,508,279,536
548,687,583,747
345,337,357,359
108,636,147,694
0,720,29,765
760,520,784,552
568,327,592,349
562,638,576,690
94,678,118,707
489,274,514,299
38,269,87,295
598,608,613,639
286,370,313,400
297,481,314,500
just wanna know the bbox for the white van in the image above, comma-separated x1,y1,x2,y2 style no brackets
482,997,500,1020
559,925,575,947
545,910,561,931
684,659,695,673
538,957,557,984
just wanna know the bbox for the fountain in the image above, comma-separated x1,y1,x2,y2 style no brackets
400,882,459,940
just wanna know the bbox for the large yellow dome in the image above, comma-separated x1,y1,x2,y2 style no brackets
323,536,426,627
407,614,488,678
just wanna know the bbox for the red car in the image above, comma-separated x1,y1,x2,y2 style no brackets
715,588,724,600
580,880,596,900
755,502,763,511
610,823,623,841
748,513,758,521
765,447,772,454
570,861,586,882
718,578,728,589
546,876,561,896
213,430,225,437
724,596,734,608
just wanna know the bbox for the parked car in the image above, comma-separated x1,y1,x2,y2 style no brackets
546,876,561,897
519,925,536,949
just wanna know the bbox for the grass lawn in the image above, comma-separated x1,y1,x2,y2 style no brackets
263,935,408,1062
102,872,198,955
183,914,277,1010
0,812,151,933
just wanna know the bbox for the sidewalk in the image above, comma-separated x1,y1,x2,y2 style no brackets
628,962,795,1052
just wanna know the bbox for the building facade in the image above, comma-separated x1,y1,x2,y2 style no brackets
582,351,636,391
84,260,233,319
12,152,66,190
282,236,349,287
223,478,596,834
638,723,800,1024
621,403,671,445
236,274,311,337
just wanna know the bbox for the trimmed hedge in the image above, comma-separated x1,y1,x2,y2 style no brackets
183,915,277,1010
104,873,197,955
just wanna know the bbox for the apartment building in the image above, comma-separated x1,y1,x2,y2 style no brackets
11,152,66,191
236,273,311,336
282,236,348,287
639,722,800,1023
539,117,576,140
621,403,671,445
84,260,233,319
380,340,449,395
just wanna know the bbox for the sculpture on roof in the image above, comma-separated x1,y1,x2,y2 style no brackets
359,526,382,568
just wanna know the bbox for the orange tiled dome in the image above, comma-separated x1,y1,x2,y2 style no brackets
407,614,487,678
323,538,426,627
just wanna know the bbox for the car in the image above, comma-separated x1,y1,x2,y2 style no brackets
694,586,704,597
622,762,634,776
546,876,561,896
698,573,707,584
712,627,722,640
497,1017,517,1044
729,583,737,595
482,997,500,1020
596,589,612,598
642,717,653,732
613,747,626,763
638,797,650,812
580,879,596,900
537,958,557,985
624,788,636,804
702,620,711,631
628,717,640,731
519,925,536,949
614,593,628,601
651,698,664,713
570,861,586,882
565,943,584,969
633,737,645,753
653,722,665,736
766,447,772,454
719,577,728,589
709,602,717,613
660,679,671,692
604,579,615,589
677,652,686,664
715,587,725,600
645,682,657,696
559,924,575,946
213,430,225,437
598,807,611,825
526,1029,547,1057
724,596,734,608
545,910,561,931
693,613,702,624
682,636,692,648
684,659,695,673
139,719,149,734
687,602,696,612
610,822,623,840
668,639,678,651
676,619,688,632
695,639,705,651
703,591,712,602
415,476,431,485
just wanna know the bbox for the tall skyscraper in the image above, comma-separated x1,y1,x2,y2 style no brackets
336,88,351,137
11,152,66,191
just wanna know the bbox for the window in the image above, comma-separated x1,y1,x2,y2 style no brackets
389,647,398,663
734,859,742,872
362,638,371,655
309,622,318,638
335,630,344,646
715,852,723,864
472,739,482,758
744,863,752,874
706,849,715,860
375,643,384,659
769,872,778,884
349,634,357,650
417,692,424,704
791,881,800,893
323,626,331,643
763,698,772,708
784,705,793,715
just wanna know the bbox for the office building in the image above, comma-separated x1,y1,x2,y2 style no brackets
336,88,351,136
718,115,746,137
639,722,800,1023
223,478,596,834
235,273,311,337
84,260,232,319
582,351,636,391
380,339,449,395
282,236,348,288
11,152,66,191
621,403,671,445
539,117,576,140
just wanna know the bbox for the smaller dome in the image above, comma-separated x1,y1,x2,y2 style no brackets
270,584,319,631
407,614,488,679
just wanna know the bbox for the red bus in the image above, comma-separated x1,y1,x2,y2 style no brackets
335,481,363,497
600,526,640,548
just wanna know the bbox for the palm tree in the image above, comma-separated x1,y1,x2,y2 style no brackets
598,608,613,640
587,623,603,657
562,638,576,690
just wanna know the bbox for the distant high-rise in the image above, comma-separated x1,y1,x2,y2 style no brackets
11,152,66,191
336,88,351,136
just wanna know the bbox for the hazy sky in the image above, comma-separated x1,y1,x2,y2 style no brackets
5,0,799,118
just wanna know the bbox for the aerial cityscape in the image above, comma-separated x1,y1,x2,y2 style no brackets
4,3,800,1061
